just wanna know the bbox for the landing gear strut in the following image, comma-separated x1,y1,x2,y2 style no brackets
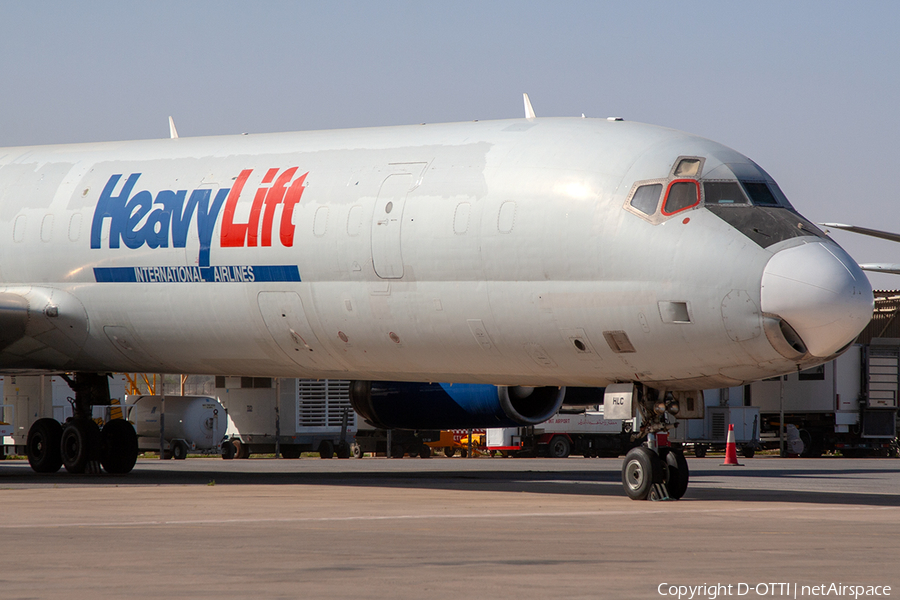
24,373,138,475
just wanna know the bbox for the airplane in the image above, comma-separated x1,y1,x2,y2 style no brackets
0,96,873,499
821,223,900,274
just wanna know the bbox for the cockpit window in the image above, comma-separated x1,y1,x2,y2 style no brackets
739,180,779,206
662,180,700,215
624,163,795,225
674,158,702,177
630,183,663,215
704,181,748,205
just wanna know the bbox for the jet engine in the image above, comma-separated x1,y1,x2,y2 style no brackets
349,381,566,430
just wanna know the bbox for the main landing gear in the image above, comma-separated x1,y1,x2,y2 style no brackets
25,373,138,475
621,438,689,501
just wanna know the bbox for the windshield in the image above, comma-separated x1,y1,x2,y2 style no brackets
701,178,823,247
704,181,748,205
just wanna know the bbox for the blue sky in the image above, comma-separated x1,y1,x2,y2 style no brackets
2,1,899,286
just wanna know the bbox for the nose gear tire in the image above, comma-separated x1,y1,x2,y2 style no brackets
622,447,664,500
663,448,689,499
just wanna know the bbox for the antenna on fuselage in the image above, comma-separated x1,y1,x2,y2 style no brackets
523,93,536,119
168,116,179,139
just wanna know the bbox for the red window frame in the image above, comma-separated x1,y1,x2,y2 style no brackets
661,179,701,216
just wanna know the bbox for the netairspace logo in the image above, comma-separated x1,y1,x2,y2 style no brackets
657,583,892,600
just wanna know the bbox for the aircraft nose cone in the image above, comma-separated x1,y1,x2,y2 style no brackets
760,242,873,357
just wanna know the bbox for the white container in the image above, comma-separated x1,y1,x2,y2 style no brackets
126,395,226,450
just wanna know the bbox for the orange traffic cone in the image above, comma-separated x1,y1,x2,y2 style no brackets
722,423,743,466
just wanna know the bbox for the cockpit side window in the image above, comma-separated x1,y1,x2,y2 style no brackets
662,180,700,215
766,181,795,209
703,181,748,205
630,183,663,215
739,181,779,206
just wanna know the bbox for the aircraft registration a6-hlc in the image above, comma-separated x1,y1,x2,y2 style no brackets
0,98,873,499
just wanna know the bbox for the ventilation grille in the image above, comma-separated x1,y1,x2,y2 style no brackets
711,411,727,441
867,345,900,409
298,380,352,428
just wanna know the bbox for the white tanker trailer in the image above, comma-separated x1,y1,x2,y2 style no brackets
125,395,227,459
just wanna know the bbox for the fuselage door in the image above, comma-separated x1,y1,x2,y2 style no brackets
371,174,413,279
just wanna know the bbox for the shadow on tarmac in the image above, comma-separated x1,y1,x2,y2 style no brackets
0,458,897,507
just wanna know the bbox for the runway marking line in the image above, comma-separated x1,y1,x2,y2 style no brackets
2,504,897,530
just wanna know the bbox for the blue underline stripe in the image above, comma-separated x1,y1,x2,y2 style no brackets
93,265,301,283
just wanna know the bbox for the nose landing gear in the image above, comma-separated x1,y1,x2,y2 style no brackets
614,385,692,500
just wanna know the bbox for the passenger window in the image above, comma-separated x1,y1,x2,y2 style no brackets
630,184,663,215
662,180,700,215
740,181,779,206
703,181,748,205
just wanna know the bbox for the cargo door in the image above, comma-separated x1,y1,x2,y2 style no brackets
257,292,348,372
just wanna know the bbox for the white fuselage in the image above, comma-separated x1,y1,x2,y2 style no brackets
0,117,873,390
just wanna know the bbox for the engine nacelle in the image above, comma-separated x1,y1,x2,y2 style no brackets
349,381,566,430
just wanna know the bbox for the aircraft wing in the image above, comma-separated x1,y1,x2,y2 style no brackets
821,223,900,244
858,263,900,275
821,223,900,274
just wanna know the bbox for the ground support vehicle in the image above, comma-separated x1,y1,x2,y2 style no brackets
423,430,487,457
749,342,898,457
125,394,227,459
353,427,441,457
220,378,356,459
424,431,458,457
456,431,486,457
486,407,640,458
453,430,486,457
0,413,12,458
670,404,761,458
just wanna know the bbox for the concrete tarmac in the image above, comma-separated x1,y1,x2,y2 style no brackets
0,456,898,600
